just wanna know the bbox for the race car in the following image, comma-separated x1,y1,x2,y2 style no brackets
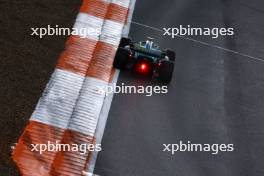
113,37,175,83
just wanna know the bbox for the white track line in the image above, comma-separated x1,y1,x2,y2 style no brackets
131,21,264,63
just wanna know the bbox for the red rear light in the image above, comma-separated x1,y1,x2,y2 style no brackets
140,63,147,70
137,63,149,74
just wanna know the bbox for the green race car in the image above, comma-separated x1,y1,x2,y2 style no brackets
113,37,175,83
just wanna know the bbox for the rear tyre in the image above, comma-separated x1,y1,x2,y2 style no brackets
119,37,132,47
158,61,174,83
113,48,129,69
165,49,175,62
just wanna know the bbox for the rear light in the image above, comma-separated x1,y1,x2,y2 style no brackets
137,62,149,74
140,63,147,71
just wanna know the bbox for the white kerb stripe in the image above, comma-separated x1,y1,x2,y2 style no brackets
31,69,84,129
74,13,104,41
68,77,107,136
100,20,124,46
112,0,130,8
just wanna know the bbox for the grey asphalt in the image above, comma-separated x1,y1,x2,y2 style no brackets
94,0,264,176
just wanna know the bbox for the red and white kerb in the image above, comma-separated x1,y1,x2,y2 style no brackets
12,0,135,175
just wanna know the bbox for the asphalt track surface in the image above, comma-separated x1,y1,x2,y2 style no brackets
1,0,264,176
94,0,264,176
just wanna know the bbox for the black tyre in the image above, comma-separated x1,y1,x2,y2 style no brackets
165,49,175,62
113,48,129,69
119,37,131,47
158,60,174,83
